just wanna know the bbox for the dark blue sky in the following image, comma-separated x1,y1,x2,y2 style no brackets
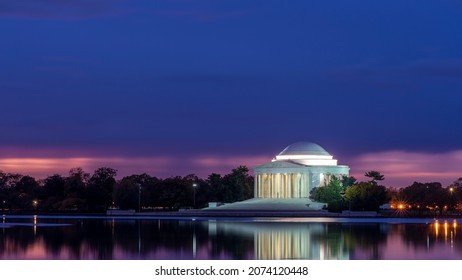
1,0,462,186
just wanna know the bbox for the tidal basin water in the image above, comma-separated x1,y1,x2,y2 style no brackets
0,215,461,260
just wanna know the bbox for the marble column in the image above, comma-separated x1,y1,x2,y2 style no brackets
254,174,258,198
272,174,276,198
288,174,292,198
260,174,263,198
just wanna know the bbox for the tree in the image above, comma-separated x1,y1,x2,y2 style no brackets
86,167,118,212
345,181,387,211
9,175,39,210
364,171,385,184
310,176,344,212
41,174,66,211
113,178,139,210
62,167,90,211
341,175,357,188
222,166,254,202
401,182,445,210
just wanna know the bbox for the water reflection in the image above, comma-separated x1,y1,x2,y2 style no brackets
1,216,462,260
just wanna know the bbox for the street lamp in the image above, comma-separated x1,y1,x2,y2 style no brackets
192,183,198,209
138,184,142,213
2,200,5,212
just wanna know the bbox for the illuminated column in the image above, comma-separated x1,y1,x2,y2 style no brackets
261,174,265,198
304,173,309,198
288,174,292,198
261,174,264,198
275,174,279,198
298,173,302,198
264,174,269,198
305,173,311,197
254,174,258,198
294,174,299,198
292,174,296,198
280,173,284,198
294,173,298,198
270,174,274,198
283,174,286,198
258,174,262,198
300,173,304,198
272,174,276,198
258,174,263,198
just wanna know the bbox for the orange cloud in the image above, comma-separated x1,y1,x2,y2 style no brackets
0,156,175,178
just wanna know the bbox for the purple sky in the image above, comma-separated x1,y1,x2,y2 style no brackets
1,0,462,187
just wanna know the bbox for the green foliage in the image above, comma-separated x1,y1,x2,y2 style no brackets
341,175,357,188
311,176,344,212
222,166,254,202
345,181,387,211
11,166,458,216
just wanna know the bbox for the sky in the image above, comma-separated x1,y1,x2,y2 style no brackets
1,0,462,187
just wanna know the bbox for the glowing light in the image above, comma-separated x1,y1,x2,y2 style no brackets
434,220,439,238
444,221,449,240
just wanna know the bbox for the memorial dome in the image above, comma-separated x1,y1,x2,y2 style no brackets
277,142,331,157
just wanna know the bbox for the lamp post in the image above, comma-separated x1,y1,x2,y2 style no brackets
138,184,142,213
2,200,5,212
192,183,198,209
33,200,38,212
449,187,454,213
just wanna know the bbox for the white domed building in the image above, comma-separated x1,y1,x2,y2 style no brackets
203,142,350,212
253,142,349,199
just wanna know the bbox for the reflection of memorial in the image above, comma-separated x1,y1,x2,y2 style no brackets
207,220,349,260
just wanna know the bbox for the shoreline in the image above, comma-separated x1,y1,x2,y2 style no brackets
2,210,458,219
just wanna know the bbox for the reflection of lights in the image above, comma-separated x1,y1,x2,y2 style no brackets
434,220,439,238
33,215,37,236
454,220,458,237
444,221,449,240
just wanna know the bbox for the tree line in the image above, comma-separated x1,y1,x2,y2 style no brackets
310,170,462,215
0,166,254,213
2,166,461,215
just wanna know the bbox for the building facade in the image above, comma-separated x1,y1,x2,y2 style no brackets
253,142,349,199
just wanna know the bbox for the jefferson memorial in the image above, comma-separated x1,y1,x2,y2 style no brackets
253,142,349,199
203,142,349,212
